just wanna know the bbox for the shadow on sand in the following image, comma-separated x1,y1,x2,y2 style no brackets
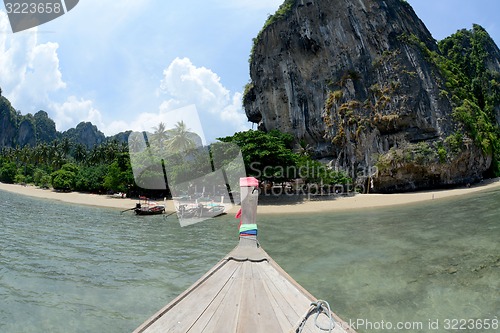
257,192,355,206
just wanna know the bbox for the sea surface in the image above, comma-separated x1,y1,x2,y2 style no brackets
0,188,498,332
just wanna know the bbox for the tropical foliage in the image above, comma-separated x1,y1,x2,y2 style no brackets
0,138,135,194
249,0,296,64
438,25,500,175
1,119,353,195
401,25,500,175
218,130,351,185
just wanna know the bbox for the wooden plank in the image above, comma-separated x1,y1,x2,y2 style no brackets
185,262,244,332
265,262,319,333
261,254,354,333
259,263,314,332
235,261,259,333
164,261,241,333
259,260,312,318
199,261,248,332
257,266,296,331
135,259,239,333
265,256,355,333
250,262,284,332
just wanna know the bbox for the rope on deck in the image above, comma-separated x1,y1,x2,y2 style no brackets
291,300,336,333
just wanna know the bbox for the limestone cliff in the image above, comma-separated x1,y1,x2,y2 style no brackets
62,122,106,149
0,93,104,149
0,96,17,147
34,111,58,144
0,100,58,148
244,0,500,192
0,90,132,150
17,117,36,147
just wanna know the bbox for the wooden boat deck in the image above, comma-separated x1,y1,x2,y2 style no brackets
133,238,355,333
134,178,356,333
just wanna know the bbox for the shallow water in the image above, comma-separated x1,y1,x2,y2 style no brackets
258,191,499,332
0,189,498,332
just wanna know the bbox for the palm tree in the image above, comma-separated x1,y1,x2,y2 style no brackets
295,139,315,157
49,140,60,162
51,150,65,170
40,143,50,166
104,140,119,161
18,146,31,177
128,133,144,152
32,144,42,166
88,145,107,165
152,122,169,150
166,121,197,153
61,137,71,159
74,143,87,164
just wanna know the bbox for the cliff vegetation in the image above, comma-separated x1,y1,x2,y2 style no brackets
244,0,500,192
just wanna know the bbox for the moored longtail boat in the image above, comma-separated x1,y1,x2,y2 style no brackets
133,177,356,333
134,196,166,216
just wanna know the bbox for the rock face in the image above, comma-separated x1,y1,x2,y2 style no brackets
62,122,106,149
0,94,104,149
34,111,58,144
0,95,59,148
244,0,500,192
0,96,17,147
17,117,36,147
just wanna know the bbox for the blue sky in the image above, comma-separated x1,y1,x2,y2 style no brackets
1,0,499,143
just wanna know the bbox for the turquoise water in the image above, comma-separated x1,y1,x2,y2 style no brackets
258,191,499,332
0,189,498,332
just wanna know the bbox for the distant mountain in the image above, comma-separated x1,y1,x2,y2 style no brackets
0,92,132,149
61,122,106,149
108,130,132,145
34,111,58,143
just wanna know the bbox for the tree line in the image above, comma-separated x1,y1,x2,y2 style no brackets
0,122,352,197
0,137,137,194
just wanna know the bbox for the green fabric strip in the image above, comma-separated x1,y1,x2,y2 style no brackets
239,224,258,233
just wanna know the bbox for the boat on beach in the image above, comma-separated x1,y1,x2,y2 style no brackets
134,197,166,216
133,177,356,333
177,202,226,219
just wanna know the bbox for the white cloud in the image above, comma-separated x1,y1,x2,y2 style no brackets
160,57,230,112
17,42,66,99
0,11,106,134
0,12,66,112
220,92,248,128
142,105,205,141
158,57,250,140
104,57,250,141
50,96,103,131
1,9,252,141
105,104,207,142
1,11,249,140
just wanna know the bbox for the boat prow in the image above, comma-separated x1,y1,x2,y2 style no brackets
133,178,356,333
134,238,355,333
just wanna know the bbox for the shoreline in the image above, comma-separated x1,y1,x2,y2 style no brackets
0,183,171,211
1,179,500,215
256,178,500,214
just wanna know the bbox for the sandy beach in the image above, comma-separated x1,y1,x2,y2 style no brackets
257,178,500,214
1,178,500,215
0,183,175,212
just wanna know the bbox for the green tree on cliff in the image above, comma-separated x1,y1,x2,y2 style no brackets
218,130,298,182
